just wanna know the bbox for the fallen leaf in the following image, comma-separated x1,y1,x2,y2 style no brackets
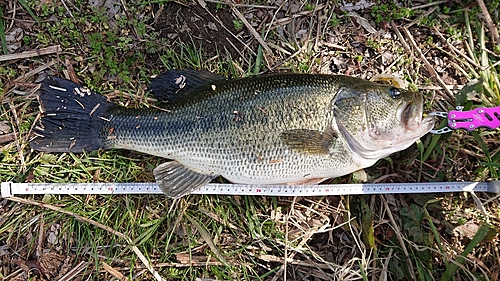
0,121,10,134
340,0,375,12
348,12,377,34
453,221,480,239
207,22,218,31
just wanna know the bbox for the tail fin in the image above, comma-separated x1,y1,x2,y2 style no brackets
30,76,113,153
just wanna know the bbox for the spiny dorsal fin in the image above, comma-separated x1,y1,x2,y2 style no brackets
153,160,218,198
280,129,337,155
149,70,226,102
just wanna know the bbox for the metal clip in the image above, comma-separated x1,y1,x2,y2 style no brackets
429,105,500,134
428,111,452,134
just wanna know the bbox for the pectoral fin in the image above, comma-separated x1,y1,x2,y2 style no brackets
154,161,217,198
280,129,337,155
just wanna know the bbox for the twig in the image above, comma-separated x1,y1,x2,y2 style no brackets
257,254,333,270
64,58,79,83
266,42,292,55
407,6,438,28
318,42,347,51
476,0,500,45
5,60,54,95
204,0,278,9
382,195,417,280
0,132,15,144
196,0,256,57
58,261,88,281
60,0,75,20
119,0,142,42
264,1,286,41
0,45,61,62
283,196,297,281
269,5,326,29
482,193,500,206
9,103,25,174
271,196,313,281
314,0,322,51
225,37,250,65
470,191,489,219
380,248,393,281
482,57,500,71
36,214,44,259
391,21,410,52
403,27,455,104
230,5,273,56
6,196,167,281
432,26,485,70
372,173,399,183
410,0,444,10
269,46,306,71
101,262,127,281
14,60,55,83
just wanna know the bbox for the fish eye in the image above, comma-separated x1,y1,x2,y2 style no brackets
389,88,401,99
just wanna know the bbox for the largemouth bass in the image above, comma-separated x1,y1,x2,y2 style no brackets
30,70,434,198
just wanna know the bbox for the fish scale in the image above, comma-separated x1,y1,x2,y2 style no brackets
105,75,339,181
30,71,434,198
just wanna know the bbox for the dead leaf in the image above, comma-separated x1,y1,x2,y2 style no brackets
348,12,377,34
5,28,23,43
6,28,23,53
453,221,480,239
207,22,218,31
0,245,9,256
39,252,66,279
340,0,375,12
0,121,10,134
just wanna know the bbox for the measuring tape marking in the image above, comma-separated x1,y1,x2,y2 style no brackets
2,181,499,198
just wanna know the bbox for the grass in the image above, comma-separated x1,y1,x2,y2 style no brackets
1,0,500,280
0,7,7,55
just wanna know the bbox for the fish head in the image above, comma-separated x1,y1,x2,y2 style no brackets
332,81,435,160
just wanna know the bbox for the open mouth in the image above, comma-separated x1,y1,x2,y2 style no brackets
337,91,435,160
400,93,423,131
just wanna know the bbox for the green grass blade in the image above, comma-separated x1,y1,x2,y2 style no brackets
488,60,500,104
440,222,492,280
360,197,375,249
185,212,228,266
471,131,497,178
0,7,7,55
464,10,477,63
18,0,39,22
479,162,500,167
253,28,266,75
424,199,446,265
421,134,442,162
253,45,263,75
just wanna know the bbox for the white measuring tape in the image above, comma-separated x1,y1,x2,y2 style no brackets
1,181,499,198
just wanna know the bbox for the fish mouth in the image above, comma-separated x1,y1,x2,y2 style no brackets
338,92,435,160
399,92,424,131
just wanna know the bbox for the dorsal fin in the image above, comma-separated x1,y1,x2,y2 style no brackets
149,70,226,102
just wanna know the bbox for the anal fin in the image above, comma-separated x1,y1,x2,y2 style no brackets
287,178,328,185
154,161,217,198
